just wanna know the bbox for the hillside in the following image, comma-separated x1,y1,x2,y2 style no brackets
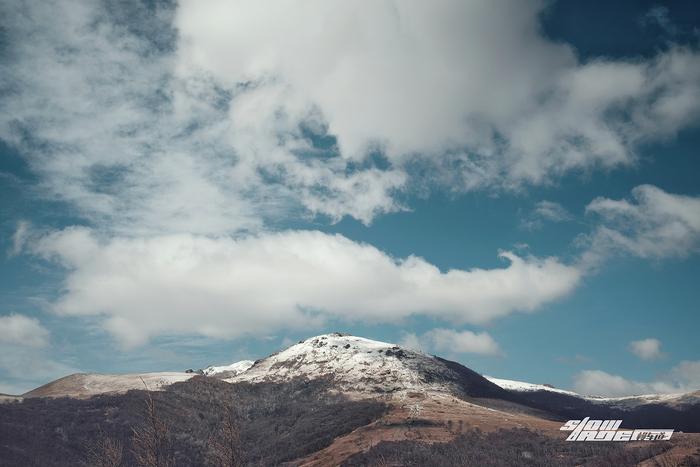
22,372,194,399
227,333,522,402
2,332,699,466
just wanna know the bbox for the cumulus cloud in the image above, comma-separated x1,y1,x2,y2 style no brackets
584,185,700,263
0,314,75,394
0,314,50,348
573,361,700,397
2,1,700,233
573,370,677,397
176,0,700,189
32,228,581,348
401,328,501,356
629,338,663,360
3,0,699,369
0,0,264,235
0,0,405,232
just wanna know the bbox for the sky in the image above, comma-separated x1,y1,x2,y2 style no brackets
0,0,699,397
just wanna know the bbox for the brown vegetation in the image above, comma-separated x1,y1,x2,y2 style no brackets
84,431,124,467
343,428,679,467
207,405,242,467
130,385,174,467
0,376,386,466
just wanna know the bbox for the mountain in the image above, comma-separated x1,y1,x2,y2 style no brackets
17,332,700,421
485,376,581,396
22,372,194,399
486,376,700,409
213,333,700,433
3,332,700,466
0,393,22,403
484,376,700,433
225,333,523,402
202,359,254,377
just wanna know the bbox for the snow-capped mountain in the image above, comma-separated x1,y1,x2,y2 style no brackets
13,332,700,433
224,333,516,401
22,372,194,399
21,332,699,414
200,334,698,409
485,377,580,396
202,360,254,377
206,333,700,421
6,332,700,466
485,376,699,409
482,374,700,431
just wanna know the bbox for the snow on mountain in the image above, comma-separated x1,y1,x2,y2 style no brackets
226,333,511,400
485,375,698,409
585,391,696,409
20,332,696,409
485,377,579,396
202,360,255,377
22,372,194,399
228,334,433,393
0,394,22,403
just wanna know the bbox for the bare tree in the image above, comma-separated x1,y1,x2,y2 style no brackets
131,378,174,467
85,429,124,467
208,404,242,467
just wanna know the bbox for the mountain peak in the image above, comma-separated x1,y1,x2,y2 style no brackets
226,333,511,401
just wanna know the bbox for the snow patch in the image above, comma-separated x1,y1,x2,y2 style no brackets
24,372,194,398
485,375,696,408
227,333,458,395
203,360,255,377
485,376,579,396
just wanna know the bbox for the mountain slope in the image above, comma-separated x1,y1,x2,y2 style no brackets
227,333,520,403
485,376,700,432
6,332,700,466
202,359,254,377
17,332,700,434
22,372,194,398
486,376,700,409
485,377,580,396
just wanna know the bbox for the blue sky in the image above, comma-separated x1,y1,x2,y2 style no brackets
1,0,699,397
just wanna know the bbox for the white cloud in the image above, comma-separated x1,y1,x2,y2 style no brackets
0,0,265,235
0,314,75,394
573,370,675,397
0,349,75,395
429,329,501,356
0,314,49,348
573,361,700,397
521,200,572,230
398,332,424,352
0,0,405,232
2,1,697,374
670,361,700,389
402,328,501,356
8,221,31,257
629,338,663,360
534,201,572,223
175,0,700,189
32,228,581,348
584,185,700,263
2,1,700,233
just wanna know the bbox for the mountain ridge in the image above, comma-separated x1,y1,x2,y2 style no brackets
224,333,519,402
15,332,700,408
3,332,700,466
